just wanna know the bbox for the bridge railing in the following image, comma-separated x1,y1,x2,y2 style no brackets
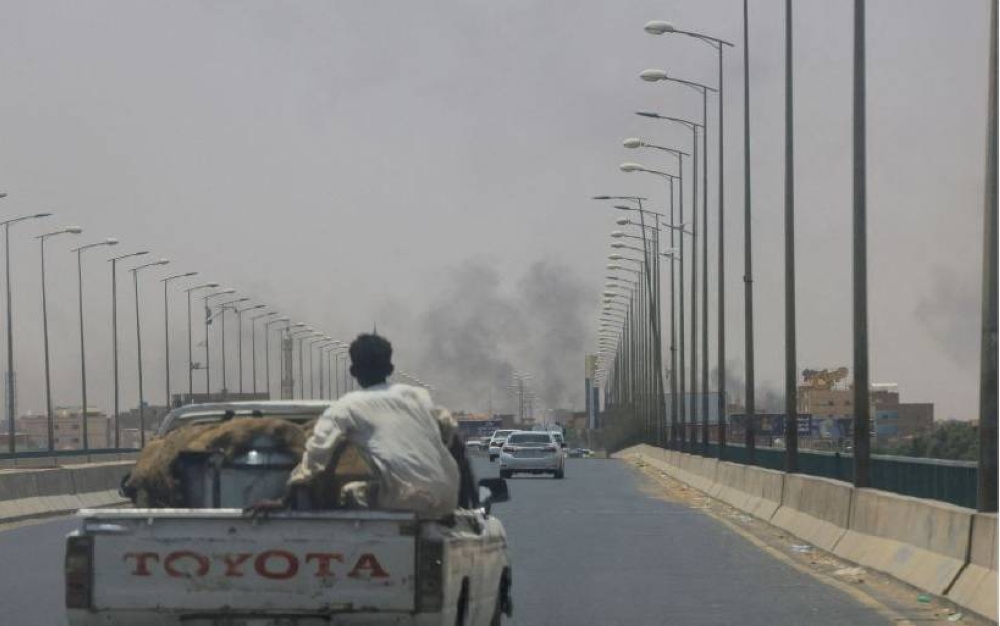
697,442,977,509
0,448,140,469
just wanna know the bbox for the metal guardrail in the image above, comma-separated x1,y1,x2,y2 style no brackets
699,443,978,509
0,447,140,460
0,448,141,469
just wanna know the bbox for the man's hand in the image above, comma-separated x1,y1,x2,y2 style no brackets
243,497,287,518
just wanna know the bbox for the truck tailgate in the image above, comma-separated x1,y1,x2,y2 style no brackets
82,509,417,614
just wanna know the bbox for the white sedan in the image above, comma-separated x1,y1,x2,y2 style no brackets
499,431,565,479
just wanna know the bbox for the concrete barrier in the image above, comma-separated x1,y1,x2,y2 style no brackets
711,461,748,509
834,488,973,596
0,462,132,523
740,465,784,521
947,513,998,622
770,474,852,552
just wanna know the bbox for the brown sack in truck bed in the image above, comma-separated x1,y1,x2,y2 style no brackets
125,418,313,508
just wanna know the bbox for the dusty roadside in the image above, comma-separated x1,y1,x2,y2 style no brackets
625,456,993,626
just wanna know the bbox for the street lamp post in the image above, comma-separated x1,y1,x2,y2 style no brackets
38,226,84,450
129,258,169,447
234,304,264,394
852,0,870,486
184,282,219,398
288,328,316,399
215,298,249,395
782,0,799,471
303,335,326,399
202,289,237,395
639,70,714,451
645,20,735,456
978,0,998,514
264,317,289,398
2,207,51,453
330,344,348,397
73,237,120,452
161,271,197,410
744,0,758,463
250,311,278,395
110,250,149,448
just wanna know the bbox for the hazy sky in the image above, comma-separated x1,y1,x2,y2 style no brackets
0,1,992,419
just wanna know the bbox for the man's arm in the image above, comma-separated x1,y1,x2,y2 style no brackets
288,403,353,487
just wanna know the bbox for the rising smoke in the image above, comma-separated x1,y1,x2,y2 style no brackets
709,360,786,413
914,267,979,369
408,258,589,413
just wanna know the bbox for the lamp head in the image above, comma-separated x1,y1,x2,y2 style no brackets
636,111,660,119
644,20,675,35
616,217,630,225
608,254,623,260
66,226,83,234
623,138,643,149
611,242,626,249
611,230,625,238
105,238,119,245
640,68,669,82
620,162,643,173
591,195,612,200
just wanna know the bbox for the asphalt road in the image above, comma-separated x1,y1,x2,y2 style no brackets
0,457,892,626
473,455,890,626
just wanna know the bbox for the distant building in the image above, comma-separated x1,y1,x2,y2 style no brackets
871,383,933,443
798,371,933,445
17,407,111,450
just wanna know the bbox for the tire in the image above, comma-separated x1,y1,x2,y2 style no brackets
500,470,512,479
554,468,565,479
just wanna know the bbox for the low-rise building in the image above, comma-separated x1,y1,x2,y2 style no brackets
17,407,111,450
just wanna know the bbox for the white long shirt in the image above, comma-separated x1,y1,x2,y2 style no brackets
288,383,460,518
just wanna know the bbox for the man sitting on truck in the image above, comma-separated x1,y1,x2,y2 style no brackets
285,333,462,518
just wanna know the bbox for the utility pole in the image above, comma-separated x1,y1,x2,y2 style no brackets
978,0,998,513
851,0,872,488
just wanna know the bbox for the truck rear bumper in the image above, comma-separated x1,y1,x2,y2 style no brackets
68,610,442,626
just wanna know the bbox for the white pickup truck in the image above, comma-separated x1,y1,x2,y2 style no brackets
65,401,513,626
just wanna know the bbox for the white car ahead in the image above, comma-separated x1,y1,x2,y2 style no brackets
499,431,565,479
487,430,515,462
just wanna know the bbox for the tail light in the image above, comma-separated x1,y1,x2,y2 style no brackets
416,538,444,612
545,444,558,452
65,534,93,609
502,446,515,453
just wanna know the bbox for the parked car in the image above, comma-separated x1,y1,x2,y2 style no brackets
499,431,565,479
487,430,516,462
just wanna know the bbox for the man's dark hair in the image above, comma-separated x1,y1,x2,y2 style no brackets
349,333,394,387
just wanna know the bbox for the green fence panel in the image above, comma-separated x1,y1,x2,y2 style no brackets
661,442,976,508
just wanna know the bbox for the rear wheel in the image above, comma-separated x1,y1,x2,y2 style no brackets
500,470,512,479
554,468,565,479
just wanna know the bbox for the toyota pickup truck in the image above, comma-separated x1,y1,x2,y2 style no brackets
65,401,513,626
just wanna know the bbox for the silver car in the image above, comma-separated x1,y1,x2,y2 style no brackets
499,431,565,479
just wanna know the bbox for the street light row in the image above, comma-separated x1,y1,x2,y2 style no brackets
0,199,359,453
593,19,734,453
